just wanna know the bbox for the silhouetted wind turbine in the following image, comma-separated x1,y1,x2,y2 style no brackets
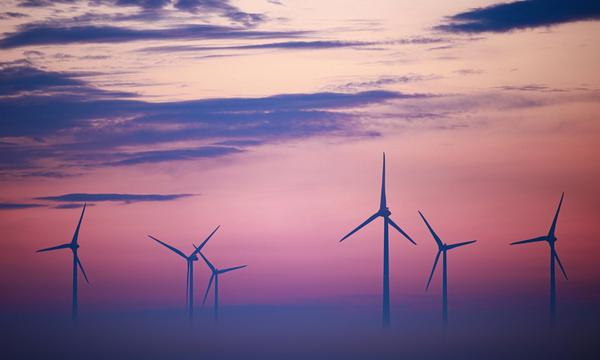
148,226,219,319
36,203,89,321
339,153,416,328
419,211,476,325
511,193,568,324
197,251,246,321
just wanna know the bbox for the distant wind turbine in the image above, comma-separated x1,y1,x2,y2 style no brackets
510,193,568,323
339,153,416,328
36,203,89,321
197,250,246,322
419,211,476,325
148,226,219,319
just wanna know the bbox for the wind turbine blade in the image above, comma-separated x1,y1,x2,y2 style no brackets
388,217,416,245
446,240,477,250
202,273,215,306
191,225,220,257
219,265,247,274
426,250,441,290
418,211,442,247
36,243,71,252
339,212,379,242
380,152,386,210
548,192,564,238
199,252,216,272
76,255,89,284
148,235,187,259
554,251,568,280
510,236,547,246
71,203,87,245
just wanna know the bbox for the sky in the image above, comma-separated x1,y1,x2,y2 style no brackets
1,0,600,324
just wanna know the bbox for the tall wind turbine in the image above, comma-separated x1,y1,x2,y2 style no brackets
339,153,416,328
148,226,219,319
419,211,476,325
37,203,89,321
198,251,246,321
511,193,568,323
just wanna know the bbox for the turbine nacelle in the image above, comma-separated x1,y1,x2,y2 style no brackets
379,207,391,217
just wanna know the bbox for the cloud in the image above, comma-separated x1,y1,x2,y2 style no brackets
107,146,243,166
0,12,29,19
327,74,439,92
0,24,304,49
496,84,567,93
437,0,600,33
0,63,88,96
18,0,265,26
36,193,195,203
0,202,45,210
52,203,89,209
454,69,484,76
141,40,375,53
141,37,446,54
172,0,265,26
18,0,77,7
0,65,410,138
212,139,262,147
0,64,414,176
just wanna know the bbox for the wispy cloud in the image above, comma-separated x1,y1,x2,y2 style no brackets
0,12,29,19
0,64,415,177
141,40,376,53
141,37,446,54
437,0,600,33
0,62,126,97
52,203,86,209
106,146,243,166
326,74,439,92
36,193,196,203
0,24,304,49
17,0,265,26
0,202,45,210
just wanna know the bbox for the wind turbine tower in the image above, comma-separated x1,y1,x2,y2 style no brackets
419,211,476,325
511,193,568,324
37,203,90,321
339,153,416,328
148,226,219,319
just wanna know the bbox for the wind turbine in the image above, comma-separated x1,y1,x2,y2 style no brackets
419,211,476,325
148,226,219,319
197,250,246,322
339,153,416,328
36,203,89,321
510,193,568,323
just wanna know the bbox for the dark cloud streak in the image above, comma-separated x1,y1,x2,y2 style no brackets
107,146,243,166
0,65,412,176
19,0,265,26
36,193,195,203
0,202,45,210
437,0,600,33
0,24,305,49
